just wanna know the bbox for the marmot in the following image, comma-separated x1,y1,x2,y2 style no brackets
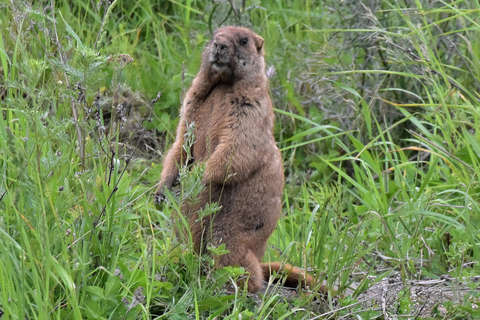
155,26,313,292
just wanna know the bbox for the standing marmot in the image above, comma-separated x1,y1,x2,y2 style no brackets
155,26,312,292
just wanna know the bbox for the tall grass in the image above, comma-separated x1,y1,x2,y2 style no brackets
0,0,479,318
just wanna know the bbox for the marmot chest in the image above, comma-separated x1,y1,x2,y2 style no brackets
188,89,233,161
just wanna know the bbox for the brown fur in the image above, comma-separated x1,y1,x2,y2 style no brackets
262,262,315,289
155,26,313,292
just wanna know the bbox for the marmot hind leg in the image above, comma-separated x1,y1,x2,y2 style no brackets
214,243,264,292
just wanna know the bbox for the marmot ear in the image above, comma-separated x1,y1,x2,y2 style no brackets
254,35,264,53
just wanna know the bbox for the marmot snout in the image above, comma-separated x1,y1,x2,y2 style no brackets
209,36,234,72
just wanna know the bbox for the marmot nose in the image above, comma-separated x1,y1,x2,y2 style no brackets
214,41,228,52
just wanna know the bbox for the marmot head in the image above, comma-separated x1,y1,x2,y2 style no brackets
205,26,265,83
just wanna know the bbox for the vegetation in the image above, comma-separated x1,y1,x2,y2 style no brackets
1,0,479,318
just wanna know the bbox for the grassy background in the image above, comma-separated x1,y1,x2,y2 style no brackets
1,0,479,318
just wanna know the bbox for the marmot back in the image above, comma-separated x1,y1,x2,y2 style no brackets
155,26,312,292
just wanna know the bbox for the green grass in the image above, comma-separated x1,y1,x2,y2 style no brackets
1,0,479,319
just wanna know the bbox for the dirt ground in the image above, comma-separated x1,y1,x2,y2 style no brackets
265,271,479,319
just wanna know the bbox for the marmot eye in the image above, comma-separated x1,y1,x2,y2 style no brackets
239,37,248,46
